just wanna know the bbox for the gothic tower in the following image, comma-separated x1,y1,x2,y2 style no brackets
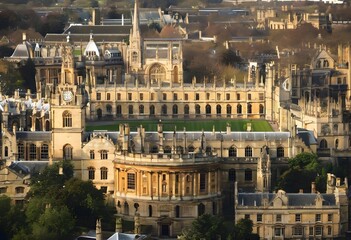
256,146,271,192
128,0,142,72
50,43,85,162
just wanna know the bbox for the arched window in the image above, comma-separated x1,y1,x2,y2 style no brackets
195,104,201,116
277,146,284,158
245,169,252,181
62,111,72,127
245,146,252,157
100,167,108,180
216,105,221,116
45,120,50,131
63,144,73,160
41,144,49,160
205,146,212,155
106,104,112,114
335,139,339,149
4,146,8,157
35,118,41,131
164,146,172,154
29,144,36,160
259,104,264,114
139,105,144,114
206,104,211,116
124,202,129,215
150,145,158,153
148,205,153,217
227,104,232,117
172,105,178,116
116,105,122,117
237,104,242,114
88,167,95,180
247,103,252,114
149,105,155,116
184,104,189,117
320,139,328,149
132,51,138,62
188,145,195,153
128,105,133,115
97,109,102,120
333,124,338,134
161,105,167,116
229,146,237,157
198,203,205,216
149,64,166,84
90,150,95,159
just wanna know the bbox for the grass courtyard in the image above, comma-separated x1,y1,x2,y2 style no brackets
86,119,273,132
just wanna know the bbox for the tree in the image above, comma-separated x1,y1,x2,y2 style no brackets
0,60,24,96
234,218,254,240
276,153,326,193
221,49,242,66
179,214,225,240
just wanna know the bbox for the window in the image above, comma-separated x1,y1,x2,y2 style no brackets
227,104,232,117
175,205,180,218
293,226,303,236
327,226,332,235
149,105,155,116
216,105,221,116
237,93,240,100
315,213,321,222
229,146,237,157
150,93,154,101
62,111,72,127
206,93,210,100
200,173,206,192
228,169,236,181
184,94,188,100
132,51,138,62
106,104,112,114
139,105,144,114
245,169,252,181
63,144,73,160
315,226,322,236
173,93,178,100
18,143,24,160
90,150,95,159
128,105,133,115
140,93,143,100
328,214,332,222
163,93,167,100
15,187,25,194
172,104,178,116
127,173,136,190
206,104,211,116
245,214,250,219
96,92,101,100
184,104,189,116
217,93,221,101
198,203,205,216
107,93,110,100
247,103,252,114
277,147,284,158
259,93,264,100
226,93,230,100
117,93,121,100
245,146,252,157
0,188,7,194
276,214,282,222
320,139,328,149
29,144,36,160
128,93,132,101
41,144,49,159
275,227,284,237
237,104,242,114
196,93,199,100
309,227,314,236
4,146,8,157
100,167,108,180
259,104,264,115
257,214,262,222
100,186,107,194
195,104,201,116
100,150,108,159
295,214,301,222
161,105,167,116
248,93,251,100
88,167,95,180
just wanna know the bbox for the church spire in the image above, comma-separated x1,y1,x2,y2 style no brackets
132,0,140,38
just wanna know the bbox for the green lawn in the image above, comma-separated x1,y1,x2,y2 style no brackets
86,119,273,132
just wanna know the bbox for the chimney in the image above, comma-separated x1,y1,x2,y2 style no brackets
311,182,316,193
22,32,27,43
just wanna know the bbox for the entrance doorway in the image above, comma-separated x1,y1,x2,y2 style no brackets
161,224,170,237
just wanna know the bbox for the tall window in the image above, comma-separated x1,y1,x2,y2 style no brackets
4,146,8,157
161,105,167,116
18,143,24,160
216,105,221,116
184,104,189,117
139,105,144,114
90,150,95,159
62,111,72,127
127,173,136,190
149,105,155,116
293,226,303,236
63,144,73,160
107,93,111,100
237,104,242,114
172,105,178,116
88,167,95,180
29,144,36,160
199,173,206,192
206,104,211,116
132,51,138,62
277,146,284,158
229,146,237,157
195,104,201,116
41,144,49,160
227,104,232,117
245,169,252,181
96,92,101,100
247,103,252,114
100,167,108,180
149,64,166,83
128,105,133,115
100,150,108,159
245,146,252,157
295,214,301,222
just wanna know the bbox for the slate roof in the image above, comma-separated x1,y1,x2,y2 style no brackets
63,25,132,35
16,131,52,141
297,128,317,147
8,161,49,176
238,192,336,207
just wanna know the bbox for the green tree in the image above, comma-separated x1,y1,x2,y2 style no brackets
234,218,254,240
0,61,24,96
0,196,26,239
